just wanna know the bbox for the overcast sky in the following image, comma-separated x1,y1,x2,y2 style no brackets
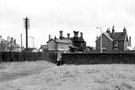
0,0,135,48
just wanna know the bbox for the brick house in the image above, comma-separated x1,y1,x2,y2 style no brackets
96,26,131,52
39,44,48,52
47,38,72,52
47,31,86,52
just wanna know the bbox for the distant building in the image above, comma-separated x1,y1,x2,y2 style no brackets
96,26,131,52
0,36,20,52
6,37,20,52
47,38,72,52
47,30,86,52
39,44,48,52
23,48,38,52
85,46,95,52
0,35,8,52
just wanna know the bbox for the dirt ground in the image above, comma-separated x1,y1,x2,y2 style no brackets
0,61,135,90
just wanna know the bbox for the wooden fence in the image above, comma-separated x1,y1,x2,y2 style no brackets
0,52,57,63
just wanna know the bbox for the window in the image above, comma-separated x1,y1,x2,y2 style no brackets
48,42,55,50
114,41,118,47
114,41,118,50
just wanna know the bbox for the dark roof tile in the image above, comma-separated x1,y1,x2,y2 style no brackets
109,32,127,41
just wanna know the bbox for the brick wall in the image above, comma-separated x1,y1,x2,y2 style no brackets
62,52,135,64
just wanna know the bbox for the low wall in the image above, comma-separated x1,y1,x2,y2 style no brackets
62,52,135,64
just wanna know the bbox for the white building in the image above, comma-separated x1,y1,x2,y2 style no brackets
47,39,72,52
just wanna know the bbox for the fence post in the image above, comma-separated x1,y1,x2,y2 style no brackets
0,52,2,62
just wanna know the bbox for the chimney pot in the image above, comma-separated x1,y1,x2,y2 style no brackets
14,39,16,45
11,37,13,42
106,28,110,33
80,32,83,37
128,36,131,47
59,31,63,39
74,31,79,38
49,34,51,40
123,27,127,33
111,26,115,38
67,33,70,38
54,36,57,40
112,26,115,33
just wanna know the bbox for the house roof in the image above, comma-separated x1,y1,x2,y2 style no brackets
109,32,128,41
55,39,72,44
96,32,113,41
96,32,128,42
40,44,48,49
47,39,72,44
46,39,54,43
1,39,8,44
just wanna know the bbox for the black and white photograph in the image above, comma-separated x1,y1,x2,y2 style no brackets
0,0,135,90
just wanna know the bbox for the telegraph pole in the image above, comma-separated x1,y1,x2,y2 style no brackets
24,17,30,60
24,17,30,52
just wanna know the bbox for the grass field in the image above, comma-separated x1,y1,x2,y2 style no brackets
0,61,135,90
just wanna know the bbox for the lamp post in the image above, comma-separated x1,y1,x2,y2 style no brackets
28,37,34,48
96,27,102,53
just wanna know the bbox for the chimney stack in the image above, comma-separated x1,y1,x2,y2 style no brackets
96,36,99,39
123,27,127,34
112,26,115,33
14,39,16,45
54,36,57,40
10,37,13,51
80,32,83,37
59,31,63,39
128,36,131,47
49,34,51,40
111,26,115,38
74,31,79,38
7,36,11,42
106,28,110,33
67,33,70,38
11,37,13,42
